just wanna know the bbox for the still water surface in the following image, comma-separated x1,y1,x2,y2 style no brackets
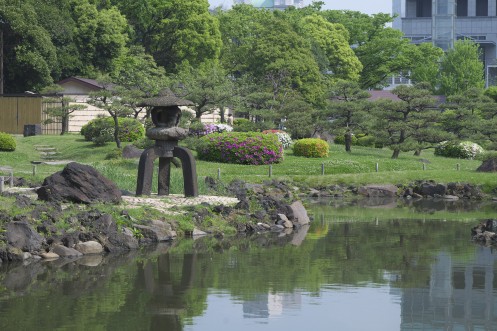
1,199,497,331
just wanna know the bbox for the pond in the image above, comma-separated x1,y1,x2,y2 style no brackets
1,198,497,331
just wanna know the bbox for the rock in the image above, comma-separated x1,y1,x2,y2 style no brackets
290,225,310,246
477,158,497,172
15,195,33,208
358,184,398,197
52,244,83,257
98,230,139,252
133,220,176,242
443,195,459,200
122,145,143,159
41,252,59,259
415,182,447,197
36,162,122,204
6,221,44,252
192,228,208,236
77,255,103,267
22,252,32,260
74,241,104,255
286,201,310,225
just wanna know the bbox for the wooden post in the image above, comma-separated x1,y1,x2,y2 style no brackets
32,165,37,176
0,176,4,193
269,165,272,177
375,163,379,172
321,163,325,175
9,170,13,187
422,163,426,171
217,168,221,180
456,163,460,171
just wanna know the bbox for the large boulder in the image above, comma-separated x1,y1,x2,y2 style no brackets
477,158,497,172
37,162,121,204
358,184,398,197
6,221,43,252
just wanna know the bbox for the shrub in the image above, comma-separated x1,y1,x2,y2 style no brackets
133,137,154,149
81,117,145,144
356,135,376,147
262,130,293,149
293,138,329,158
189,122,233,137
232,118,273,132
435,141,484,159
105,148,122,160
197,132,283,165
0,132,16,151
334,134,358,145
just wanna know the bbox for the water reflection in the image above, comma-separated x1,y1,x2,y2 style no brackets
0,200,497,330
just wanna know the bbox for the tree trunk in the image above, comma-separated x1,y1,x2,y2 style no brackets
391,148,400,159
113,116,121,149
344,132,352,153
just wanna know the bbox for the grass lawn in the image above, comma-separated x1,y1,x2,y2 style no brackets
0,134,495,194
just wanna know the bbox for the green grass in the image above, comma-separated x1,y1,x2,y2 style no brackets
1,134,496,194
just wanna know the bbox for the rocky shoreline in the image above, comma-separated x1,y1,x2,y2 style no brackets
0,162,492,265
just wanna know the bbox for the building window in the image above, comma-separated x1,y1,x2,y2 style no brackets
417,0,432,17
476,0,488,16
456,0,468,16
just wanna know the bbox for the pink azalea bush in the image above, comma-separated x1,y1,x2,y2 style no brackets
197,132,283,165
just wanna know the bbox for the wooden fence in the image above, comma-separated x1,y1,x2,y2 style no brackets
0,95,61,135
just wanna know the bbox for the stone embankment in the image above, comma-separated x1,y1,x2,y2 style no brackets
0,162,491,265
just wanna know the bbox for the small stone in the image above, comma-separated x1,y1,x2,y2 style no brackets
74,241,104,255
192,228,208,236
52,244,83,257
41,252,59,259
22,252,32,260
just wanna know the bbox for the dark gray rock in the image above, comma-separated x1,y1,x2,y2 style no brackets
477,158,497,172
122,145,143,159
36,162,121,204
133,220,176,242
358,184,398,197
415,182,447,197
6,221,43,252
52,244,83,257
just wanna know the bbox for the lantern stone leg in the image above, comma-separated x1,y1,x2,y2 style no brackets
173,146,198,197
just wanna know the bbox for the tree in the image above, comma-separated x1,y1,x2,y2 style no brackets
299,15,362,82
373,85,441,159
439,39,485,96
0,1,57,92
327,80,371,152
146,0,222,73
70,0,128,76
408,43,444,93
112,46,168,119
172,61,233,119
87,76,134,148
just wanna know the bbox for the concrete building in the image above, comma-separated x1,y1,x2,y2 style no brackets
392,0,497,86
233,0,303,9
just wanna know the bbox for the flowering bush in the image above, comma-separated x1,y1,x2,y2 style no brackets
189,122,233,137
262,130,293,149
293,138,329,158
434,141,484,159
197,132,283,165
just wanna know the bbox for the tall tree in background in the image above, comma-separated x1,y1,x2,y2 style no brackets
408,42,444,93
0,1,57,92
439,39,485,96
300,15,362,82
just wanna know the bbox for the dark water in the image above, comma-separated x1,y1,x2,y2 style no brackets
1,199,497,331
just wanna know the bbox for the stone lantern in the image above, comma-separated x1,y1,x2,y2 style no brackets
136,89,198,197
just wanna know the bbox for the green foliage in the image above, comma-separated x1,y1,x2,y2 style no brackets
334,134,358,145
439,40,485,96
232,119,273,132
105,148,123,160
0,132,16,151
293,138,329,158
81,117,144,145
434,141,484,160
356,135,376,147
197,132,283,165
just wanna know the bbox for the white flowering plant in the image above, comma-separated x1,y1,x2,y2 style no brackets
434,141,484,159
262,130,293,149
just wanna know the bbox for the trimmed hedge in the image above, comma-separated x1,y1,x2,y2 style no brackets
293,138,329,158
81,117,145,145
197,132,283,165
0,132,16,151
